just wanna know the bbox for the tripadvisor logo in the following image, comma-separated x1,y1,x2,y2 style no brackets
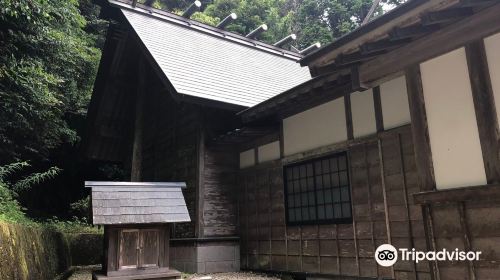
375,244,481,267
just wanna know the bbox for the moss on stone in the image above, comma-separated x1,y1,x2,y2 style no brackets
0,222,102,280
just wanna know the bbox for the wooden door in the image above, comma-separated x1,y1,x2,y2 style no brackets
139,229,159,268
118,228,160,270
119,229,139,269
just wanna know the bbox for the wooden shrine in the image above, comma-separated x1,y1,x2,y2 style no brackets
86,181,190,280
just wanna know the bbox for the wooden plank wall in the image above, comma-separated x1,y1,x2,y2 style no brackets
415,199,500,280
238,125,431,279
201,108,240,238
202,143,239,237
141,87,200,238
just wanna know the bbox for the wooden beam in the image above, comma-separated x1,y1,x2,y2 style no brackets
360,38,412,54
389,24,440,40
421,7,474,26
130,59,145,182
414,184,500,204
373,86,384,132
405,66,435,191
362,0,382,25
457,202,477,280
336,50,386,65
359,3,500,86
465,41,500,184
377,138,395,279
195,120,206,238
459,0,500,7
351,66,368,91
344,94,354,140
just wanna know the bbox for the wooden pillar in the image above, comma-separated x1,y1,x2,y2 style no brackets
465,40,500,184
344,94,354,140
373,86,384,133
195,116,206,238
131,59,146,182
405,65,435,191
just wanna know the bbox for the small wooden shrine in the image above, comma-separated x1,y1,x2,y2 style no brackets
86,181,190,280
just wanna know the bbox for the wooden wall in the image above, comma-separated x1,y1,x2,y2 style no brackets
201,108,240,237
414,200,500,280
141,87,200,238
238,125,432,279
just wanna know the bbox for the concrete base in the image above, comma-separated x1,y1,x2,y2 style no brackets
169,238,240,273
93,269,181,280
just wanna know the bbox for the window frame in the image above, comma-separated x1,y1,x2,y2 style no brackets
283,152,353,226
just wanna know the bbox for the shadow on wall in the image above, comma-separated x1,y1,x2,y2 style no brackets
0,222,102,280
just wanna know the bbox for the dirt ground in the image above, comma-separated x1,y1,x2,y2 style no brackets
63,266,282,280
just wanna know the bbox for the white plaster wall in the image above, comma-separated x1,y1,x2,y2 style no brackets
420,47,487,189
239,149,255,169
380,76,411,129
257,141,280,163
351,89,377,138
283,98,347,156
484,32,500,127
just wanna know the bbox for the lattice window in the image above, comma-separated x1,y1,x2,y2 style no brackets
284,152,352,225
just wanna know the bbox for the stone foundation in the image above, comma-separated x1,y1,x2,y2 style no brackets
169,238,240,273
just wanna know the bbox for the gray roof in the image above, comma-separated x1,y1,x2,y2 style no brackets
118,3,311,107
86,181,191,225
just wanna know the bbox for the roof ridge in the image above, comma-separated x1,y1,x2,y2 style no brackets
108,0,303,60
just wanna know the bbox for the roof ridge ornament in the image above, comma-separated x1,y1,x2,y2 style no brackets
274,34,297,47
217,13,237,29
182,0,202,18
300,42,321,55
246,24,268,39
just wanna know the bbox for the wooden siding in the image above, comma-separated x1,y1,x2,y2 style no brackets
238,125,431,279
202,144,239,237
141,86,200,238
201,108,240,237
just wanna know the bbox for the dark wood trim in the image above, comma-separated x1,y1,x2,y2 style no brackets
397,134,418,279
457,202,477,280
344,94,354,140
195,120,206,238
389,24,440,40
420,7,473,26
372,86,384,132
360,4,500,86
465,41,500,184
423,204,440,280
130,58,145,182
279,121,285,158
405,66,435,191
413,184,500,204
238,131,280,152
377,138,395,279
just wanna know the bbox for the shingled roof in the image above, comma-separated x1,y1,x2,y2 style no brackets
86,181,191,225
111,0,311,107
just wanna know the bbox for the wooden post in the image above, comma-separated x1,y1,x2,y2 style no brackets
405,65,435,191
373,86,384,132
344,94,354,140
465,40,500,184
131,59,146,182
195,117,206,238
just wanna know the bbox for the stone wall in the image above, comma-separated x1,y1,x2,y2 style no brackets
0,222,103,280
170,240,240,273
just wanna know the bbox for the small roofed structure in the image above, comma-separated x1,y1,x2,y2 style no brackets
86,181,190,280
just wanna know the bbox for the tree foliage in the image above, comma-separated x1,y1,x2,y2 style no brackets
151,0,403,49
0,0,103,162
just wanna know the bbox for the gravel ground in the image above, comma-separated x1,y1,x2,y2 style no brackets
186,272,282,280
65,265,100,280
62,266,282,280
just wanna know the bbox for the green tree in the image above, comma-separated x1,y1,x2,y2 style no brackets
0,0,102,163
150,0,403,49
